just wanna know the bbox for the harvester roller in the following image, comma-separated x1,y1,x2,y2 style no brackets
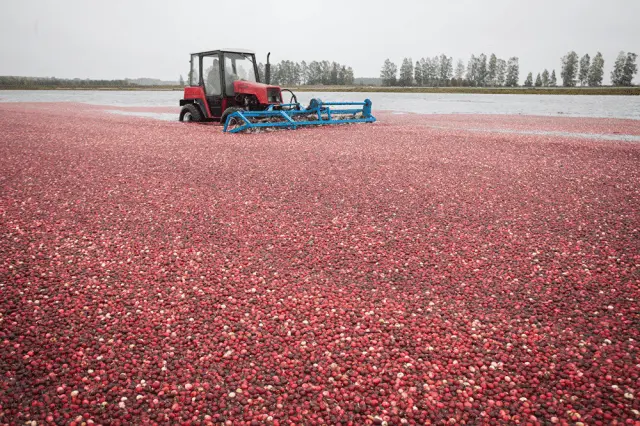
223,98,376,133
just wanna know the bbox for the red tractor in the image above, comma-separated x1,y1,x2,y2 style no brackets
179,49,286,123
179,49,375,133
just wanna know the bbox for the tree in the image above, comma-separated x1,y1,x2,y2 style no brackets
414,61,423,86
418,58,427,86
421,57,439,86
257,63,266,82
578,54,590,86
496,59,507,86
307,61,322,85
275,60,301,86
454,59,465,80
179,75,185,86
505,57,519,87
274,61,284,85
399,58,414,86
293,62,302,85
337,65,347,85
622,52,638,86
344,67,355,85
524,72,533,87
588,52,604,86
269,63,280,85
417,59,425,86
320,61,331,84
439,54,453,86
466,55,478,86
541,69,549,87
549,69,557,87
300,61,308,85
560,51,579,87
274,60,287,85
380,59,398,86
477,54,488,87
487,54,497,86
330,62,339,85
535,73,542,87
611,51,626,86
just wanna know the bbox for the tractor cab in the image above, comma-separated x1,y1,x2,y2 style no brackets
179,49,283,123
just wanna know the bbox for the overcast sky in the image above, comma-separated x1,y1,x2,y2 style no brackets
1,0,638,84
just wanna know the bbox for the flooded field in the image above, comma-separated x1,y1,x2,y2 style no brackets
1,101,639,424
1,89,640,119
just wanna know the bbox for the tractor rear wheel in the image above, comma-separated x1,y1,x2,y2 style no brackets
180,104,203,122
220,107,244,126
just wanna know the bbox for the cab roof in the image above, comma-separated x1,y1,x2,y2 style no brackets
191,48,255,56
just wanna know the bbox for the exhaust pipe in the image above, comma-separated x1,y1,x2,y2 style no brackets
265,52,271,85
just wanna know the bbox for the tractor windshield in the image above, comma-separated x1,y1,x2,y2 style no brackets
224,53,257,94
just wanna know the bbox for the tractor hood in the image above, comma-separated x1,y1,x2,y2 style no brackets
234,80,282,104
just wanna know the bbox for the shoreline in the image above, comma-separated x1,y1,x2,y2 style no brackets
292,85,640,96
0,86,182,92
1,85,639,95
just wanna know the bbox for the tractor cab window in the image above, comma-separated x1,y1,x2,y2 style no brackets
190,55,200,86
202,55,222,96
223,53,257,95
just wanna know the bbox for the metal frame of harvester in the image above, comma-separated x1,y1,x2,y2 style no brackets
222,99,375,133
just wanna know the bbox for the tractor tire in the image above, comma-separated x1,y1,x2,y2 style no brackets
220,107,244,125
180,104,203,122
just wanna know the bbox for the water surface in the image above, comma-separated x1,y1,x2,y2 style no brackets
1,90,639,120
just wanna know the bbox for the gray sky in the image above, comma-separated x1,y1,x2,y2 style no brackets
1,0,638,84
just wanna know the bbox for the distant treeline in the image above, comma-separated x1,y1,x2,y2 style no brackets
4,51,636,91
380,54,523,87
0,76,141,89
0,76,180,89
380,51,638,88
256,60,355,86
294,85,640,96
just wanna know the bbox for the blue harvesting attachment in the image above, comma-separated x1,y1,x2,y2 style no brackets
223,98,376,133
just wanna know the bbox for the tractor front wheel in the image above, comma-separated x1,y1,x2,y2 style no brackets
180,104,203,122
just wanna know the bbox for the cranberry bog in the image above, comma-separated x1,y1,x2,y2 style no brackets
1,102,639,425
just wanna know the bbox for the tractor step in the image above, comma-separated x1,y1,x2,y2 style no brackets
223,98,376,133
